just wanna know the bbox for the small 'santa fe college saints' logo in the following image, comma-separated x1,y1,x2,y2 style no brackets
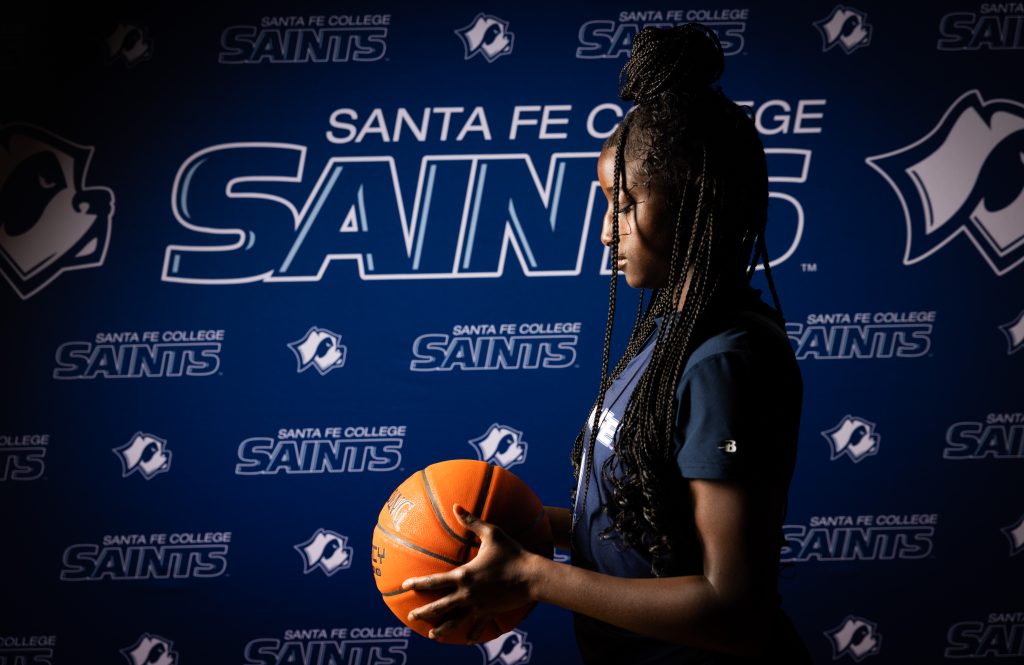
120,633,177,665
288,326,347,375
814,5,872,54
113,432,172,479
295,528,353,576
866,90,1024,276
825,615,882,661
456,13,514,62
470,423,528,469
0,123,114,299
822,416,880,463
478,628,532,665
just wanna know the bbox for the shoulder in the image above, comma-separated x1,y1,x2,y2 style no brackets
670,291,803,482
680,297,798,389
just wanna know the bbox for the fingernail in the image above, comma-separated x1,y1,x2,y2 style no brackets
407,612,416,621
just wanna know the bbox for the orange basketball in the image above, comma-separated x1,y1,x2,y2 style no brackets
371,459,553,644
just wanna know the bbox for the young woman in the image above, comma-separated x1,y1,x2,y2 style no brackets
402,23,812,664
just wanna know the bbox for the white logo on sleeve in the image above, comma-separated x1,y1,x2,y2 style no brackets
719,440,738,454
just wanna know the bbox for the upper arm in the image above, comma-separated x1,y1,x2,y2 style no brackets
675,349,794,615
689,477,784,655
689,479,781,603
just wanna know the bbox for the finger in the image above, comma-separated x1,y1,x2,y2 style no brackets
453,503,491,536
407,591,464,622
429,611,469,641
402,572,458,591
467,615,496,643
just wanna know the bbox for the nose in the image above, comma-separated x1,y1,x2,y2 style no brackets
600,210,614,247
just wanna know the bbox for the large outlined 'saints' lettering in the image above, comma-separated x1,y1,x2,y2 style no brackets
162,146,802,284
162,147,602,283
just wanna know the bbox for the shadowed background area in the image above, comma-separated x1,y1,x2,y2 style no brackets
1,1,1022,663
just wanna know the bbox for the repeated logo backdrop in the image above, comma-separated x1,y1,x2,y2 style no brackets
2,2,1022,663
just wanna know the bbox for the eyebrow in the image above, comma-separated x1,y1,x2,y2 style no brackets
601,181,639,199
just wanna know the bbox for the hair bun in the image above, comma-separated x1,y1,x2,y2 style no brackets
619,23,725,104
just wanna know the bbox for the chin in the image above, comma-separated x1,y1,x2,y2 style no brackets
624,273,651,289
624,272,666,290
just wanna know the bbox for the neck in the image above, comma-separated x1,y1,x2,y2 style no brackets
673,264,697,312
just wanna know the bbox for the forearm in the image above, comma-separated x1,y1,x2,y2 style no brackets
522,553,771,658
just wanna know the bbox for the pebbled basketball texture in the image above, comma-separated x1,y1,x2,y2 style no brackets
371,459,553,644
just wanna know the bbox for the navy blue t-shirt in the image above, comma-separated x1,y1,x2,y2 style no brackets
570,285,808,664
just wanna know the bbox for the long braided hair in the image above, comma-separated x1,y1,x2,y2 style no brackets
570,23,784,576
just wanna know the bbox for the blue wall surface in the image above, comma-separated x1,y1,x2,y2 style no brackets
2,1,1022,663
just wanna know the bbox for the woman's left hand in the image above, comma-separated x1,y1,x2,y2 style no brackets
401,503,536,642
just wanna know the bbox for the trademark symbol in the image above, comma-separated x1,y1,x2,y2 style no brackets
801,262,818,273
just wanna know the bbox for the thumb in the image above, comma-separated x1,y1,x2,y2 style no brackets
453,504,485,533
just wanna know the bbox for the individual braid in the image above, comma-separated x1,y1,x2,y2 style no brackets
571,23,777,575
569,112,631,515
602,148,723,573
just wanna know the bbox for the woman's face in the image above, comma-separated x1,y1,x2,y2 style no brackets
597,145,675,289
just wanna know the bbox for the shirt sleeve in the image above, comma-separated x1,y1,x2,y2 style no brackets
674,350,761,481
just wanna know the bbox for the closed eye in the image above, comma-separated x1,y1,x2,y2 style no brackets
621,198,647,214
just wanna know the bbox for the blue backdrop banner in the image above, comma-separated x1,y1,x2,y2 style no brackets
2,2,1022,663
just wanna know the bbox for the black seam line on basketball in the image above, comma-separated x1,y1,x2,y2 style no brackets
472,463,494,519
374,523,462,567
381,587,410,597
420,470,475,546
